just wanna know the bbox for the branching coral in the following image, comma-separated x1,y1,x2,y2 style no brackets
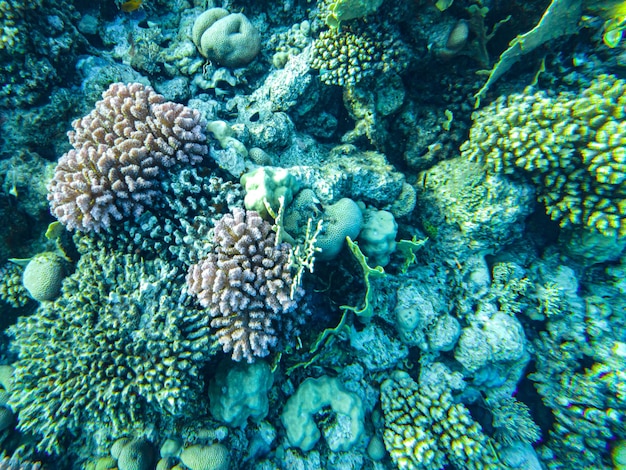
462,74,626,238
47,82,207,233
380,371,500,469
9,246,214,454
186,208,303,363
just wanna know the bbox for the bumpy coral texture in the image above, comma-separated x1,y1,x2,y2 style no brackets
9,247,213,454
381,371,499,470
187,208,301,362
47,82,207,232
462,74,626,238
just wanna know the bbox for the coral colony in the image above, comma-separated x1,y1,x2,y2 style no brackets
0,0,625,469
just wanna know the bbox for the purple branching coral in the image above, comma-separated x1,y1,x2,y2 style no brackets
47,82,207,232
186,208,303,362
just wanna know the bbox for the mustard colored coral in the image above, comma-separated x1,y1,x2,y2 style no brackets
462,74,626,238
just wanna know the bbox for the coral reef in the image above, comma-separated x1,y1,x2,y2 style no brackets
48,82,207,232
380,371,500,469
9,245,215,454
186,208,303,362
462,74,626,238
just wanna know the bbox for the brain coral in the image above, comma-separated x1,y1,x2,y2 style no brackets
47,82,207,232
191,8,261,68
462,74,626,238
186,208,303,362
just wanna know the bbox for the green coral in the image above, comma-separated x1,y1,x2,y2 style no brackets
0,262,29,308
8,244,216,454
462,74,626,238
311,24,407,87
380,371,500,469
324,0,384,28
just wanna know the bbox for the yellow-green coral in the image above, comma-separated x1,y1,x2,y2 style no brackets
462,74,626,238
324,0,384,28
381,371,500,469
0,263,29,308
311,24,407,87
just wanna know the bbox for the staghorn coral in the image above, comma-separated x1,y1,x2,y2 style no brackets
380,371,500,470
9,244,216,454
47,82,207,233
462,74,626,238
186,208,303,363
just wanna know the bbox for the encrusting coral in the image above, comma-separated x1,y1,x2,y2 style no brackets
186,208,303,363
47,82,207,233
462,74,626,238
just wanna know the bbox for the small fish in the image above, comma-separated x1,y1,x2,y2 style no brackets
120,0,143,12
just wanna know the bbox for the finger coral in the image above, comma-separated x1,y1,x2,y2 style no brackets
381,371,500,470
186,208,302,362
462,74,626,238
47,82,207,232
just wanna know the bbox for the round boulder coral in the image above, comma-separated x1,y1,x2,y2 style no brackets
192,8,261,68
22,252,66,302
180,444,230,470
315,198,364,261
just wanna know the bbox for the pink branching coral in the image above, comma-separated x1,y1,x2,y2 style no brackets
186,208,302,362
47,82,207,232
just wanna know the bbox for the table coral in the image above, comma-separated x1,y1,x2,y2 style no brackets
186,208,303,363
462,74,626,238
47,82,207,233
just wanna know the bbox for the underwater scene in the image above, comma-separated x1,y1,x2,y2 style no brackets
1,0,626,468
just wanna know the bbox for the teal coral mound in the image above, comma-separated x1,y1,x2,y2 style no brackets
281,375,365,452
381,371,500,469
8,244,215,454
462,74,626,238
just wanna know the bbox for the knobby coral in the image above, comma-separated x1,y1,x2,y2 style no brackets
380,371,500,469
462,74,626,238
47,82,207,232
186,208,303,362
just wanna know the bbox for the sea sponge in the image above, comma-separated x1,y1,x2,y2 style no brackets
22,252,66,302
315,198,364,261
180,444,230,470
192,8,261,68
